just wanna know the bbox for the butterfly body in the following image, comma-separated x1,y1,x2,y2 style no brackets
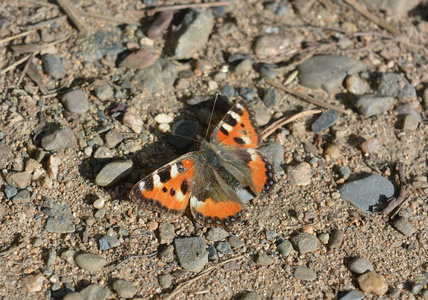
130,100,275,227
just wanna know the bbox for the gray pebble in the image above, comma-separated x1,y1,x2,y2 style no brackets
338,166,351,180
206,227,229,242
227,236,245,249
98,235,120,250
240,291,262,300
112,280,136,298
158,222,176,244
256,252,274,266
294,266,317,281
265,230,278,241
259,64,278,79
328,229,344,249
12,189,31,204
317,233,329,244
239,87,257,100
401,114,419,131
277,240,292,257
234,59,253,74
352,94,394,116
41,126,77,151
79,284,110,300
262,88,279,107
207,245,219,262
221,85,235,97
410,282,425,295
94,84,114,100
133,59,177,94
5,185,18,199
104,131,123,148
391,216,416,236
290,232,318,254
46,249,57,266
63,292,83,300
251,101,271,126
94,160,133,187
287,162,311,186
44,201,75,233
376,73,416,100
311,109,339,133
42,54,66,80
159,245,175,263
216,241,233,254
0,144,13,168
338,290,364,300
94,208,106,219
348,257,374,274
158,274,172,289
174,237,208,272
62,89,89,114
74,253,107,272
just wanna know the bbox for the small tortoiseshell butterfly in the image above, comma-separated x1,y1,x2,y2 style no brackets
129,99,275,227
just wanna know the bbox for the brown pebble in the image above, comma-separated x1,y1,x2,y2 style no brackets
119,49,159,70
147,221,159,231
147,11,174,39
22,274,45,293
360,137,380,154
357,271,388,296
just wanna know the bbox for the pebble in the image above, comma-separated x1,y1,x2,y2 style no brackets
168,9,214,59
104,131,123,148
208,80,218,90
216,241,233,254
360,137,380,154
410,282,425,295
158,123,170,133
112,280,136,298
94,208,106,219
99,235,120,250
376,73,416,100
338,290,364,300
256,252,274,266
352,94,394,116
41,126,77,150
253,34,301,57
228,236,245,249
221,85,235,97
311,109,339,133
5,186,18,199
158,274,172,289
119,48,159,69
76,29,125,62
265,230,278,241
251,101,271,126
290,232,318,254
94,84,114,100
22,274,46,292
234,59,253,74
159,245,175,263
41,54,66,80
339,174,395,212
328,229,344,249
146,220,159,231
62,89,89,114
262,88,279,107
401,114,419,131
0,144,12,168
206,227,229,242
293,266,317,281
397,102,422,121
287,162,311,186
79,284,110,300
346,75,367,95
93,147,114,159
391,216,416,236
176,78,190,89
357,271,388,296
167,120,199,150
147,11,174,39
74,253,108,272
174,237,208,272
277,240,292,257
154,113,173,124
298,55,366,93
123,110,143,134
317,233,329,244
207,245,219,262
240,291,262,300
43,201,75,233
6,171,31,189
94,160,133,187
61,249,77,266
158,222,176,244
93,198,105,210
259,63,278,79
213,71,227,81
46,249,57,266
133,59,177,94
258,142,283,176
63,292,83,300
239,87,257,100
12,189,31,204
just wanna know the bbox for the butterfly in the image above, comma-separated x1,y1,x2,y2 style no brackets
129,99,275,227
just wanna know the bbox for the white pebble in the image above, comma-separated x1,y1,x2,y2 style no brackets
158,123,171,133
154,113,173,124
93,198,105,209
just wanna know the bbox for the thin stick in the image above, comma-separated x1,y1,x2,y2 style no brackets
28,15,67,29
111,252,158,271
383,163,411,215
16,52,36,87
0,54,32,75
56,0,89,34
164,255,245,300
343,0,399,35
265,79,350,115
81,12,141,26
145,1,232,14
26,61,49,95
0,30,36,44
261,110,322,140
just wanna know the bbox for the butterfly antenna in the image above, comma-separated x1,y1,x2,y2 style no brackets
204,93,219,140
168,132,199,143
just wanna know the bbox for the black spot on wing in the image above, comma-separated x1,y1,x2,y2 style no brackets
144,178,154,191
180,179,189,195
176,161,186,173
234,107,244,116
233,137,245,145
224,115,237,127
162,187,168,193
219,126,229,136
158,166,171,183
170,188,176,196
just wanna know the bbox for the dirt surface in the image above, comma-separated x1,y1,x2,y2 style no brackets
0,1,427,299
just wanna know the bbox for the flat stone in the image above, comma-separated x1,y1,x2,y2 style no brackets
352,94,394,116
119,48,159,69
22,274,45,292
338,290,364,300
133,59,177,94
216,242,233,255
158,222,176,244
277,240,292,257
254,34,301,57
251,101,271,126
240,291,262,300
290,232,318,254
167,9,214,59
63,292,83,300
174,237,208,272
98,235,120,250
41,126,77,150
94,84,114,100
298,55,366,93
206,227,229,242
6,172,31,189
401,114,419,131
348,257,374,274
207,245,219,262
357,271,388,296
262,88,279,107
234,59,253,74
328,229,344,249
370,0,420,19
158,274,172,289
376,73,417,100
339,174,395,212
62,89,89,114
391,216,416,236
74,253,108,272
123,111,143,134
256,252,274,265
159,245,175,263
294,266,317,281
287,162,311,186
0,144,12,168
311,109,339,133
147,11,174,39
112,280,136,298
227,236,245,249
79,284,110,300
95,160,133,187
12,189,31,204
104,131,123,148
43,201,75,233
42,53,66,80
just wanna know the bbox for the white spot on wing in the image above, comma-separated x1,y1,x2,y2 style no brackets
230,111,241,121
176,190,186,202
153,174,161,187
236,103,243,109
222,123,233,133
171,164,179,178
138,181,145,190
242,136,252,144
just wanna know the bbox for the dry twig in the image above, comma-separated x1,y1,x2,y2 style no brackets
56,0,89,34
16,52,36,87
0,54,32,75
0,30,37,44
81,12,141,26
383,163,411,215
26,61,49,94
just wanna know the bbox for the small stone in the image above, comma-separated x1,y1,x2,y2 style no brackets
259,141,284,175
338,290,364,300
311,109,339,133
158,274,172,289
227,236,245,249
63,292,83,300
123,111,143,134
5,186,18,199
79,284,110,300
98,235,120,250
119,49,159,69
216,242,233,254
338,166,351,180
376,73,416,100
154,113,173,124
346,75,367,95
6,172,31,189
0,144,13,168
146,221,158,231
265,230,278,241
254,34,301,57
221,85,235,97
234,59,253,74
44,201,75,233
95,160,133,187
294,266,316,281
259,64,278,79
42,54,66,80
360,137,380,154
213,71,227,81
290,232,318,254
93,198,105,209
317,233,330,245
159,245,175,263
207,80,218,90
401,114,419,131
94,84,114,100
93,147,114,159
74,253,108,272
158,222,176,244
240,291,262,300
132,59,177,94
251,101,271,126
207,245,219,262
206,227,229,242
104,131,123,148
46,249,57,266
174,237,208,272
324,144,341,160
262,88,279,107
239,87,257,100
61,250,77,266
22,274,45,292
357,271,388,296
95,208,106,219
62,90,89,114
287,162,311,186
112,280,136,298
328,229,344,249
391,216,416,236
176,78,190,89
12,189,31,204
277,240,292,257
352,94,394,116
256,252,274,266
397,102,422,121
167,120,199,150
41,126,77,150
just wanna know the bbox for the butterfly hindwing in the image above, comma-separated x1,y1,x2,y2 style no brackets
129,154,197,215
